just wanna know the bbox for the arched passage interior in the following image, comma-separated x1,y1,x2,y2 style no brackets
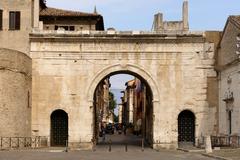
50,109,68,146
92,71,154,147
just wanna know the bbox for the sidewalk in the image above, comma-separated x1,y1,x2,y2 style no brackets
203,149,240,160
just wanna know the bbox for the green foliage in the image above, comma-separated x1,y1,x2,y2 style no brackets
109,91,116,111
114,114,119,123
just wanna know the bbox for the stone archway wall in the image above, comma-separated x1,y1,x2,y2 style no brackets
30,31,217,150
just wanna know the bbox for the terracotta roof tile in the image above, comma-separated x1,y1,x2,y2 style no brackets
40,7,100,17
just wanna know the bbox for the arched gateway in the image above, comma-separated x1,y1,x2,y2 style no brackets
87,64,160,147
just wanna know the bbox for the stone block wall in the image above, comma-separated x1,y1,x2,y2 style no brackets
0,48,32,137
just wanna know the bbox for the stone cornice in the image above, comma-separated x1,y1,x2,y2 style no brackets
30,30,205,43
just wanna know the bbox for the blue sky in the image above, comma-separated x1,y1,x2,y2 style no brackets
110,74,134,89
46,0,240,31
110,74,133,104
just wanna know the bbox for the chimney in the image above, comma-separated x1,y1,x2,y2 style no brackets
153,13,163,31
93,5,98,14
182,0,189,30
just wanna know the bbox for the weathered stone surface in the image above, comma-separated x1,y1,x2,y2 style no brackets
0,48,32,137
29,31,218,149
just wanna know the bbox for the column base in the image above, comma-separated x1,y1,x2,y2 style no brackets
153,142,178,150
68,142,93,150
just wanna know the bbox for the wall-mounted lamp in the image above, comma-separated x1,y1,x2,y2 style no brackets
223,90,234,103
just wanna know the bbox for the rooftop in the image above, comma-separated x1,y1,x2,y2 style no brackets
40,7,100,17
39,0,104,30
229,15,240,28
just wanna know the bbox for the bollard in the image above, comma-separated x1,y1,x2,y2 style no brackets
17,137,20,148
91,139,96,152
23,137,28,147
141,138,144,152
0,137,2,149
109,139,112,152
125,143,128,152
205,135,212,153
34,137,37,148
65,140,68,152
10,137,12,148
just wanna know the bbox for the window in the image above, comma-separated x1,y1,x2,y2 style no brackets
55,25,75,31
228,110,232,135
69,26,75,31
9,11,20,30
0,10,2,30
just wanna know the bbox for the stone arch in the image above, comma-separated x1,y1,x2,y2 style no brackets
175,108,196,121
87,63,160,147
87,63,160,103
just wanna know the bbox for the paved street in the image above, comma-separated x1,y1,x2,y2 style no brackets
0,149,216,160
96,132,144,150
0,133,216,160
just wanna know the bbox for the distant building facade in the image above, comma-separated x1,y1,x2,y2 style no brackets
217,16,240,136
125,79,135,124
121,78,153,142
94,78,110,140
39,5,104,31
118,104,123,124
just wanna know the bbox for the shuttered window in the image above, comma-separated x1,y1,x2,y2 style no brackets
0,10,2,30
9,11,20,30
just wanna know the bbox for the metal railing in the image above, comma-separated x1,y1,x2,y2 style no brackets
211,135,240,148
0,136,47,150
